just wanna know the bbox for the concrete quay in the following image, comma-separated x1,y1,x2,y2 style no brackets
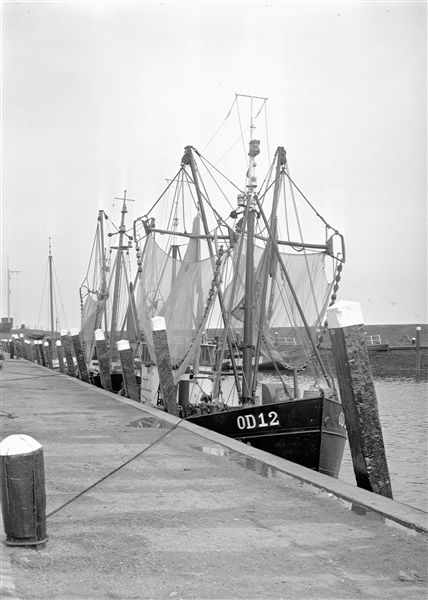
0,355,427,600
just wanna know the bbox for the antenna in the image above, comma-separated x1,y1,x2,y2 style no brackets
7,254,21,322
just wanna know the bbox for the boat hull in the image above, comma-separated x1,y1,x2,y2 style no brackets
187,396,346,478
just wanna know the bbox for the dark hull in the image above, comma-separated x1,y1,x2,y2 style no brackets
90,373,125,392
187,396,347,478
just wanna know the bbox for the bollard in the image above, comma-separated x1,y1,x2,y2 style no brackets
0,434,47,548
44,341,54,370
33,341,42,365
61,330,76,377
94,329,113,392
327,301,393,498
39,340,47,367
151,316,179,415
70,328,90,383
56,340,66,374
117,339,139,401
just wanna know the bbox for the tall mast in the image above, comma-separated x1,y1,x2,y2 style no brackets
97,209,109,339
48,238,54,334
241,128,260,404
251,147,286,396
7,254,21,324
109,191,135,361
185,146,242,398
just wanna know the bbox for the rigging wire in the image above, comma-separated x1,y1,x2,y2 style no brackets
201,96,237,154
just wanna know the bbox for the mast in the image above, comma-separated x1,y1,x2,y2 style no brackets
97,210,109,338
7,254,21,325
109,191,135,362
185,146,242,398
241,129,260,404
48,238,54,334
251,148,285,396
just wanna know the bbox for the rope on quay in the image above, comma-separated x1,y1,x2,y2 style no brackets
46,419,184,519
0,373,62,383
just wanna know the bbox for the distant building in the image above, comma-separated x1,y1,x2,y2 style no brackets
0,318,13,334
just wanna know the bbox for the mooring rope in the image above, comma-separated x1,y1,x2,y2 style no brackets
46,418,184,519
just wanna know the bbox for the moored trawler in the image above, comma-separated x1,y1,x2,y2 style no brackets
132,95,347,477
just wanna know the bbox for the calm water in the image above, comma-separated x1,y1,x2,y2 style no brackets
252,373,427,512
339,377,428,512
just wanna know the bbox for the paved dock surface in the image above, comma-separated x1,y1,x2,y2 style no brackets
0,355,427,600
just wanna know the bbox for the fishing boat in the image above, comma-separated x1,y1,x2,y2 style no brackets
79,192,140,391
133,95,347,477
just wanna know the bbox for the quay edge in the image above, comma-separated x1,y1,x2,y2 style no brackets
71,371,428,535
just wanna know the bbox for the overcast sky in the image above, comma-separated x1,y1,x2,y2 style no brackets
1,0,426,331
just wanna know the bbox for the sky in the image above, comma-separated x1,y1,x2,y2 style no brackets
1,0,427,331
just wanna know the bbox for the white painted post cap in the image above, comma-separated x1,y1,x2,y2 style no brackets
152,316,166,331
56,340,62,347
0,434,42,456
117,339,130,352
94,329,105,341
44,342,49,347
69,328,79,336
327,301,364,329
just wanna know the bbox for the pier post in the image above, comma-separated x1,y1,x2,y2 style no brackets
33,341,42,365
61,330,76,377
0,434,47,548
151,316,179,416
327,301,393,498
44,341,54,370
14,336,22,359
21,333,28,360
117,340,139,401
416,326,421,376
26,341,34,362
55,340,66,373
94,329,113,392
39,341,47,367
70,329,90,383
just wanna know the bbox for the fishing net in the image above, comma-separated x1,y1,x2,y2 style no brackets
136,216,221,382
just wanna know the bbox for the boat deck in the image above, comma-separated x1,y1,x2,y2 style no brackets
1,355,427,600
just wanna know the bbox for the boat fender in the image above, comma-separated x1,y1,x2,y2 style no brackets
198,403,209,415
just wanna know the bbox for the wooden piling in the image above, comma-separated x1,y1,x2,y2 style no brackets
34,341,42,365
39,341,47,367
116,339,139,401
94,329,113,392
60,330,76,377
55,340,66,374
26,341,35,363
151,316,179,416
14,338,22,359
416,326,421,375
21,339,29,361
70,329,90,383
44,341,54,370
327,301,393,499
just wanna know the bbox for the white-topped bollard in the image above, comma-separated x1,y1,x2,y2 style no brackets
0,434,47,548
70,328,90,383
94,329,113,392
117,339,139,401
151,316,179,416
61,329,76,377
55,340,66,373
327,300,393,499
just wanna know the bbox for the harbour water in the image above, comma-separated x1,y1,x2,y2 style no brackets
339,376,428,513
255,372,427,513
